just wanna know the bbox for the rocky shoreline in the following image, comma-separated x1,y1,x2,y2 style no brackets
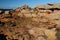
0,3,60,40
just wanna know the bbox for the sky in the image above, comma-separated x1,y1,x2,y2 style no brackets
0,0,60,9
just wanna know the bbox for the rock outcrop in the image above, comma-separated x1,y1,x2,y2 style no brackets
0,3,60,40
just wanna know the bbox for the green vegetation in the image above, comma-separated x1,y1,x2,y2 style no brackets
56,29,60,40
5,21,16,27
15,17,32,25
0,22,5,27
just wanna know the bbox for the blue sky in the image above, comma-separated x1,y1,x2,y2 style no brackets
0,0,60,9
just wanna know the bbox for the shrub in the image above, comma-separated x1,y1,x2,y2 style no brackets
5,21,16,27
56,30,60,40
0,21,5,27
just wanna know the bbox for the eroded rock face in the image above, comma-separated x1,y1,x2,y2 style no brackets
0,3,60,40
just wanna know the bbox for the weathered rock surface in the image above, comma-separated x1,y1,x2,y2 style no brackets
0,3,60,40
